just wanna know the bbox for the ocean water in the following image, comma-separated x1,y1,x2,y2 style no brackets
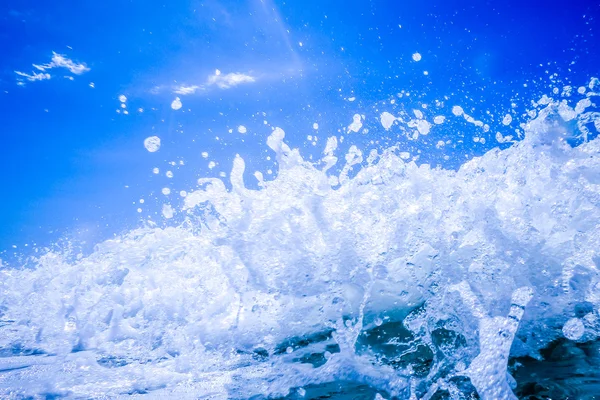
2,81,600,399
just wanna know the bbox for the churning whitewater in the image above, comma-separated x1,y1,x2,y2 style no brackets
2,90,600,399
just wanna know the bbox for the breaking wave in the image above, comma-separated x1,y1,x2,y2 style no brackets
2,85,600,399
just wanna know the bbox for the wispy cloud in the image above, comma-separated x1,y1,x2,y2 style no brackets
207,70,255,89
16,52,90,84
174,85,201,95
33,52,90,75
14,71,51,82
172,69,255,95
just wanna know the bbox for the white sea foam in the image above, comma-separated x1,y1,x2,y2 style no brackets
1,85,600,399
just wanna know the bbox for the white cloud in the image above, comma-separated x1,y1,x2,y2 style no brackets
206,71,255,89
174,85,201,95
172,70,255,95
33,52,90,75
14,71,51,82
16,52,89,84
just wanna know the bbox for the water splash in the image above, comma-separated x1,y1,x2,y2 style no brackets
1,86,600,399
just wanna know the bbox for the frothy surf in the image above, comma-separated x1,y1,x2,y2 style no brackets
1,85,600,399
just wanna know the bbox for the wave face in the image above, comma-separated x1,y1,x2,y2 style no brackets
2,94,600,399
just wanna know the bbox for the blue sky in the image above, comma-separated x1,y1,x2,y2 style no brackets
1,0,598,256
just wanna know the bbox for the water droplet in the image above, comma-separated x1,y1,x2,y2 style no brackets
144,136,161,152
